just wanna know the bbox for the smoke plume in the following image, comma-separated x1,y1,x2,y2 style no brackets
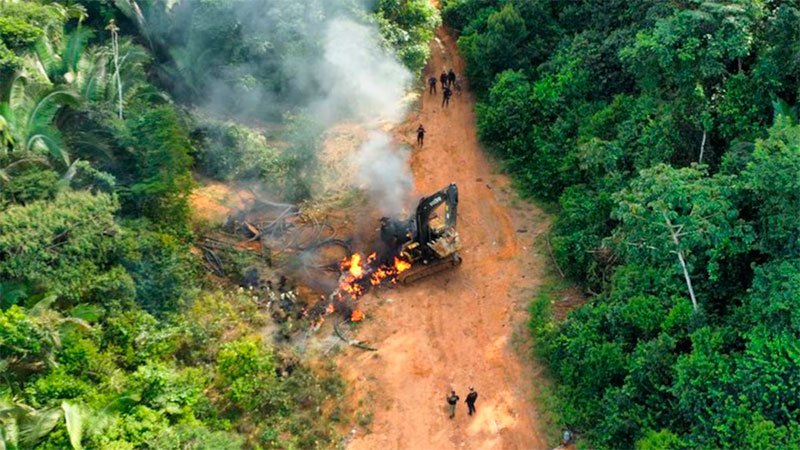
353,132,413,215
143,0,415,213
307,18,412,125
310,18,413,215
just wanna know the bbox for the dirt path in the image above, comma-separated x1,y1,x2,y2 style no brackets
338,23,553,450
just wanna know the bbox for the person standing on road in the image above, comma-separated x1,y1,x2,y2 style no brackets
465,387,478,416
447,390,460,419
454,79,462,96
440,70,448,90
428,75,437,95
417,124,426,146
448,68,456,88
442,86,452,108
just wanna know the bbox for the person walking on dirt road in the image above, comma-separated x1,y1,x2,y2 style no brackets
448,68,456,88
447,390,460,419
465,387,478,416
428,75,437,95
440,70,448,90
417,124,426,146
442,86,452,108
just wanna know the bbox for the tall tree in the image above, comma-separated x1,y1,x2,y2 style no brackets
612,164,752,312
740,118,800,258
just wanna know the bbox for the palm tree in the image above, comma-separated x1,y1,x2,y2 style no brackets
108,38,160,105
2,294,92,381
65,38,159,168
773,98,798,125
0,71,79,168
0,400,85,450
34,27,94,87
0,156,49,185
14,24,149,167
0,87,78,167
37,27,158,109
23,295,92,369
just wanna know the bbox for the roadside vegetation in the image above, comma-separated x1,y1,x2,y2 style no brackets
443,1,800,448
0,1,438,448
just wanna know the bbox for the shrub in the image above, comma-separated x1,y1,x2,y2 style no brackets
195,121,283,182
216,338,278,413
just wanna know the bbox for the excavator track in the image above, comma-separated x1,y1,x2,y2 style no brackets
397,253,462,285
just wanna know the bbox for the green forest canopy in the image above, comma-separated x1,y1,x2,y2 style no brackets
0,1,438,448
443,0,800,448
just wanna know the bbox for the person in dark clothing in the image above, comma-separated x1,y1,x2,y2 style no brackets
278,275,287,292
465,387,478,416
428,76,437,95
416,124,426,146
447,390,460,418
440,71,448,89
442,86,452,108
447,68,456,87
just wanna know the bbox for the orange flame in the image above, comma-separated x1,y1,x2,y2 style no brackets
351,309,365,322
348,254,363,277
332,253,414,322
339,253,414,294
370,266,389,285
394,257,412,273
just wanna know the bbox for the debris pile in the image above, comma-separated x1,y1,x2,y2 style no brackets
194,189,415,351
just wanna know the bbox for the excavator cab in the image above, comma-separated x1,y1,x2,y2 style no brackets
427,194,453,237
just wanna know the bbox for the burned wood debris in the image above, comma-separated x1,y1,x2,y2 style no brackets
222,197,298,240
195,192,361,338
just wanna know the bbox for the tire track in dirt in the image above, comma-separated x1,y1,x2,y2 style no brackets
338,23,551,450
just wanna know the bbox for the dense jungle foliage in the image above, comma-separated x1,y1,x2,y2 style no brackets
443,0,800,448
0,1,438,448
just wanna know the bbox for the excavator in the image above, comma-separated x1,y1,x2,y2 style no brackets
379,183,462,284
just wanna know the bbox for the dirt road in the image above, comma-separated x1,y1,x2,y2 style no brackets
339,23,552,450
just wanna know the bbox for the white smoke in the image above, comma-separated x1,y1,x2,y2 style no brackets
310,18,414,215
308,18,412,125
352,132,413,215
146,1,416,213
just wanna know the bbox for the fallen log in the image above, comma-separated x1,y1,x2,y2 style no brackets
241,221,260,239
199,245,225,276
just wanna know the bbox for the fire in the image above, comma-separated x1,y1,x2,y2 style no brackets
347,253,363,277
337,253,366,301
338,252,412,298
333,252,413,322
394,257,412,273
370,266,390,285
351,309,365,322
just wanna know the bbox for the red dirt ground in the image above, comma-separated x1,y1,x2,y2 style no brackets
338,24,555,450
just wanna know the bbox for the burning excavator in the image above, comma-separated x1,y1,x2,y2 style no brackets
330,183,461,322
380,183,462,284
